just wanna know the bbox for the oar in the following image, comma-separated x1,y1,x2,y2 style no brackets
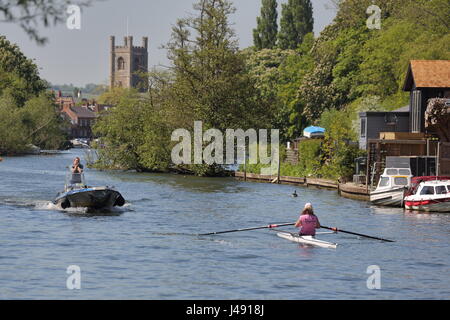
198,223,295,236
320,225,394,242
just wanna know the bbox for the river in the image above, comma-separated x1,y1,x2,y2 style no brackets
0,149,449,299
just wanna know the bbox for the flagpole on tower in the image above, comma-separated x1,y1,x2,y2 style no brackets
126,16,129,37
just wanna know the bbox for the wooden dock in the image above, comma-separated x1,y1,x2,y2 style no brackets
338,182,370,201
235,172,370,202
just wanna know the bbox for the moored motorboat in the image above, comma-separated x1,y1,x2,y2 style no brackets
370,168,412,207
53,172,125,210
404,176,450,212
276,231,337,249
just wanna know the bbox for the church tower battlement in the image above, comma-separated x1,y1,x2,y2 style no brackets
110,36,148,92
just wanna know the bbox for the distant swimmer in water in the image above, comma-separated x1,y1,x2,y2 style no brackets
294,203,321,236
291,190,298,197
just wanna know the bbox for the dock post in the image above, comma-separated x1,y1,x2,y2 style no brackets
277,158,281,184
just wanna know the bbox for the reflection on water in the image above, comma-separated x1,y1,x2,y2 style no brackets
0,150,449,299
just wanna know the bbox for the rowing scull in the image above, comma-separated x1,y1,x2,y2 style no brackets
276,230,338,249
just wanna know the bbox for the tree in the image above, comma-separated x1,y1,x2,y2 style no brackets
0,92,67,154
0,35,67,155
0,94,28,154
253,0,278,50
319,108,362,180
93,88,173,172
0,36,47,105
426,98,450,142
277,33,314,140
165,0,270,131
278,0,314,50
20,93,68,150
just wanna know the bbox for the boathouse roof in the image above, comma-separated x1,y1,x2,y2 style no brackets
403,60,450,91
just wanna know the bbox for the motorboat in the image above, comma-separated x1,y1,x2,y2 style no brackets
53,172,125,210
404,176,450,212
370,168,413,207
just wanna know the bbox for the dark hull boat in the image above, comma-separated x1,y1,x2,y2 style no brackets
53,172,125,210
54,186,125,209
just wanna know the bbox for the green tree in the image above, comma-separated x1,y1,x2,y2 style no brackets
0,36,66,155
0,94,28,154
319,108,362,180
278,0,314,50
243,47,293,140
93,88,173,172
165,0,271,131
0,36,48,105
20,93,68,150
253,0,278,50
277,33,314,140
0,92,67,154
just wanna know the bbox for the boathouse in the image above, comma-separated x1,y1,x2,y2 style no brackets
403,60,450,133
363,60,450,186
358,106,410,150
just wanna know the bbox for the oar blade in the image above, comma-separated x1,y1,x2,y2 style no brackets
321,226,394,243
198,223,295,237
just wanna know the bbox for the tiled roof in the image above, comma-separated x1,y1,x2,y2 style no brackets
403,60,450,90
70,106,97,118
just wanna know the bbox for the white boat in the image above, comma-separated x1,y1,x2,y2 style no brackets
370,168,412,207
404,176,450,212
276,231,337,249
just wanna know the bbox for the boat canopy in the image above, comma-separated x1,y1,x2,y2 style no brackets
411,176,450,185
375,168,413,190
303,126,325,138
405,176,450,196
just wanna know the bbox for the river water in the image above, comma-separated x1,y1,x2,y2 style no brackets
0,149,449,299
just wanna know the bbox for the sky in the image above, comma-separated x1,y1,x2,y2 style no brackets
0,0,337,87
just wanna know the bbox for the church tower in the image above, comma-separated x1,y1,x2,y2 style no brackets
110,36,148,92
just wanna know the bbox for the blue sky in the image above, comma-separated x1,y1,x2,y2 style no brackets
0,0,337,87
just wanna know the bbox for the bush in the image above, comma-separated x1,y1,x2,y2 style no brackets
298,139,322,177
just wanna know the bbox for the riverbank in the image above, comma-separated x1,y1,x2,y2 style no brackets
235,171,370,202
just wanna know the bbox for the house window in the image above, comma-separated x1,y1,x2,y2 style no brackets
385,114,398,126
360,118,366,138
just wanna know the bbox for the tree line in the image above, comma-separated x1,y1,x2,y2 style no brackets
0,36,67,155
93,0,450,179
2,0,449,181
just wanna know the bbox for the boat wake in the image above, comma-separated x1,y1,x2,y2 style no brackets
36,200,133,216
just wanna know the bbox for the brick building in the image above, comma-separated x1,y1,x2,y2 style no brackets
55,91,110,139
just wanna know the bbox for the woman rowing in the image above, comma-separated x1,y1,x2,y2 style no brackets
295,203,321,236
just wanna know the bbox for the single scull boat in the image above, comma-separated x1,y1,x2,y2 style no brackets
276,231,338,249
